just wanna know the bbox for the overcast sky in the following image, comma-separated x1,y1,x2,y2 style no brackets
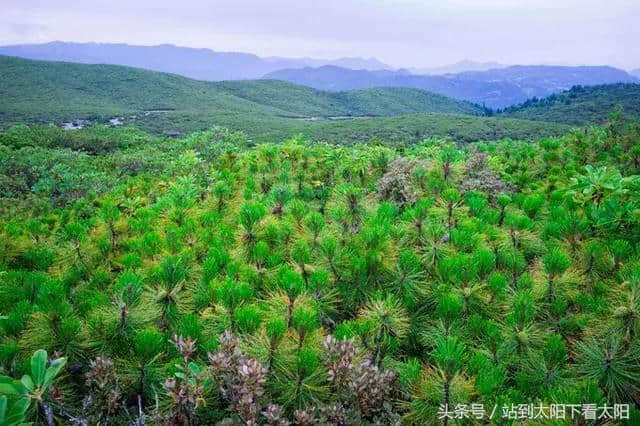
1,0,639,70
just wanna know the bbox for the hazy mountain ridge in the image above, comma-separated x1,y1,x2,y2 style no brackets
265,65,638,108
1,52,633,141
2,42,636,109
0,54,481,124
410,60,507,75
0,41,392,80
454,65,636,94
264,55,391,71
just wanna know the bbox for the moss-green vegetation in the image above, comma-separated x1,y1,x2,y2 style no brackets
1,114,640,424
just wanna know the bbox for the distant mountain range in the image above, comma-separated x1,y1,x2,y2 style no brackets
0,42,511,77
0,41,393,80
630,69,640,79
265,65,638,108
264,56,391,71
1,42,637,109
410,60,507,75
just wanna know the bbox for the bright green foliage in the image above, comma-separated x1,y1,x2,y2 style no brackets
1,115,640,424
543,247,571,304
575,337,640,403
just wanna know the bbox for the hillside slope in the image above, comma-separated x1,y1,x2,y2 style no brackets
0,55,570,143
500,84,640,125
0,55,482,123
0,54,292,123
288,113,571,144
216,80,484,117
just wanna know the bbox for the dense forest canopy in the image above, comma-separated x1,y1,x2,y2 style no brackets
1,111,640,424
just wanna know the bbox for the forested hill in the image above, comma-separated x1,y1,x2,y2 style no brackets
214,81,484,117
500,84,640,125
0,54,482,124
264,64,638,108
0,54,575,143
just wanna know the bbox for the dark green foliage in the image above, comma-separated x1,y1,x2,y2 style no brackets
501,84,640,125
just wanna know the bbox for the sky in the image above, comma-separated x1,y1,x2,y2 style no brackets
1,0,639,70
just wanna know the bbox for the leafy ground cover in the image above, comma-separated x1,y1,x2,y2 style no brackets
0,116,640,424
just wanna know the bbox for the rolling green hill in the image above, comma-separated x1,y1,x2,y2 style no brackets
0,54,292,123
0,55,481,121
216,80,484,116
500,83,640,125
0,54,570,143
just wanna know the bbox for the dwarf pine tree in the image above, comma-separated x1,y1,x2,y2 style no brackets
1,120,640,423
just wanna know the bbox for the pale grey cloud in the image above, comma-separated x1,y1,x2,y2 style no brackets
1,0,638,69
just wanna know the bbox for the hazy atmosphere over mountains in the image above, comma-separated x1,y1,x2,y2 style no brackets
1,0,639,125
1,41,638,109
410,60,507,76
3,0,639,111
3,0,639,69
0,42,395,81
